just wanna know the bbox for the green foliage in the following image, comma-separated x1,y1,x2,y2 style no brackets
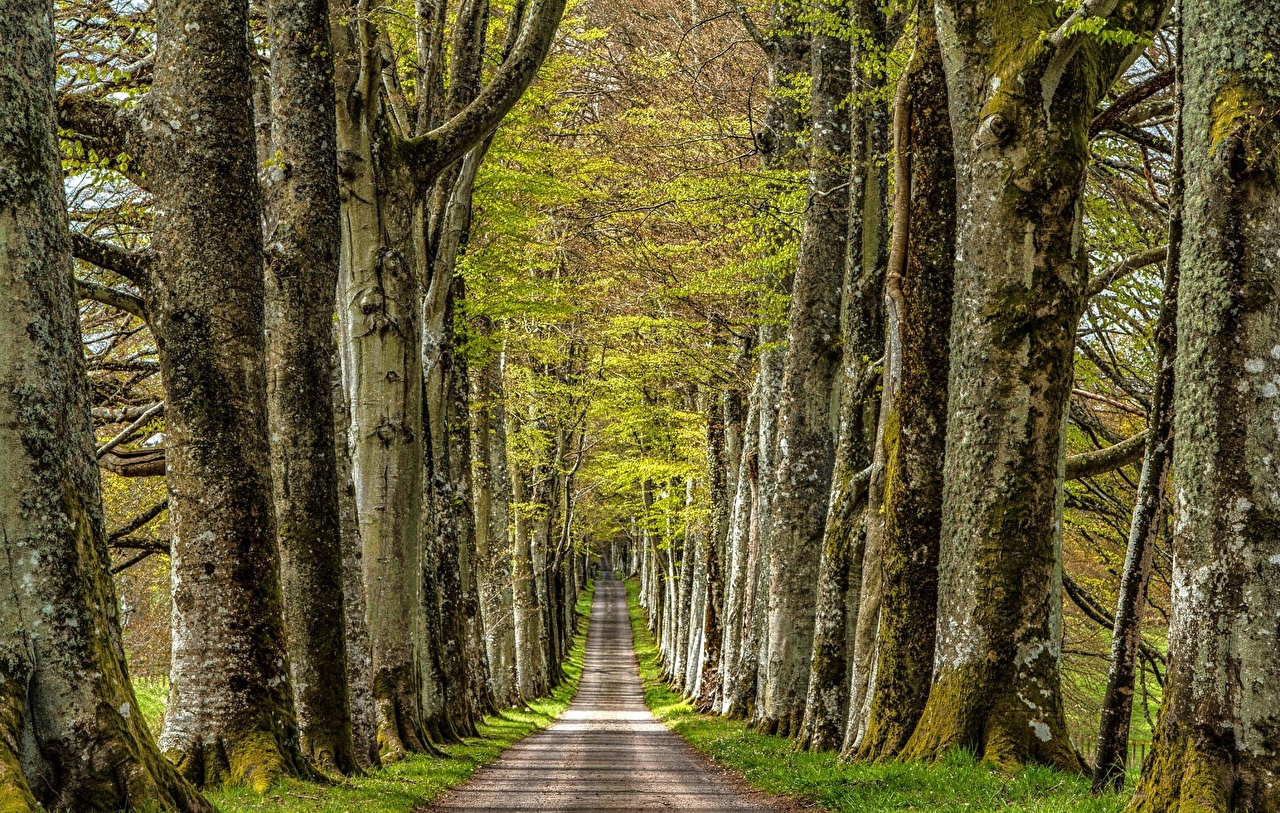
625,579,1132,813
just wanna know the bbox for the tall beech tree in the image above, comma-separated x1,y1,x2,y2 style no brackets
1130,2,1280,809
59,0,312,787
800,0,892,752
330,0,565,754
846,7,954,759
0,4,209,810
263,0,357,774
901,0,1169,770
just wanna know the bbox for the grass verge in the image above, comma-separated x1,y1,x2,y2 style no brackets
133,582,594,813
624,578,1129,813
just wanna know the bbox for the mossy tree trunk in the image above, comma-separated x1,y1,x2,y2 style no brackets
263,0,357,776
761,0,852,738
849,9,954,760
0,5,211,809
1129,3,1280,809
800,0,891,753
720,0,808,719
140,0,312,788
901,0,1168,771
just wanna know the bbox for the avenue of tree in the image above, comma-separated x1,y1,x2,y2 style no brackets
0,0,1277,812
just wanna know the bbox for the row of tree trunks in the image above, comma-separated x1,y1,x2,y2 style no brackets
900,0,1168,771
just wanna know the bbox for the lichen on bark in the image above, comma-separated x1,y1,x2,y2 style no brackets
1128,2,1280,810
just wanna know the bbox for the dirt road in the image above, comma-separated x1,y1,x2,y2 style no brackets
425,572,779,812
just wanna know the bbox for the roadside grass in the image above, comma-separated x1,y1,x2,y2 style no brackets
132,582,594,813
624,578,1132,813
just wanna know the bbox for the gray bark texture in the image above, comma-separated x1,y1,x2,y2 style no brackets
1130,3,1280,809
901,0,1168,771
761,0,851,737
264,0,356,774
145,0,307,788
0,4,210,809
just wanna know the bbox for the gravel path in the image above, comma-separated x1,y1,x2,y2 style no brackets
425,571,779,812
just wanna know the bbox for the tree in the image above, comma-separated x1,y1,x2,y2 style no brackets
1129,2,1280,809
902,0,1169,770
0,3,209,809
263,0,357,775
848,4,954,760
760,0,852,738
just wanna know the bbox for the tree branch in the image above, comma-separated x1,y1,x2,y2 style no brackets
96,400,165,459
1090,69,1174,138
98,448,166,478
108,498,170,543
71,232,153,285
1066,430,1148,480
1063,571,1165,668
725,0,772,55
56,95,148,175
398,0,567,186
76,278,149,322
1085,245,1168,298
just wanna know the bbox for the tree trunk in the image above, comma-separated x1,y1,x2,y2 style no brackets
700,388,740,709
148,0,306,788
263,0,356,774
0,6,210,809
331,9,429,758
719,378,761,714
334,355,381,769
1129,4,1280,809
851,12,954,760
1091,54,1181,794
474,339,520,707
738,326,786,722
901,0,1167,771
512,465,548,697
761,0,851,737
800,0,890,752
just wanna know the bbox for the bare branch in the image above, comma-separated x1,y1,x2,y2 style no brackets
399,0,567,186
96,400,165,459
1066,429,1148,480
76,278,148,321
99,447,166,478
1085,245,1168,298
108,498,169,543
71,232,153,285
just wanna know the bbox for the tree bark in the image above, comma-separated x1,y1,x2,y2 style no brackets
800,0,891,752
145,0,307,788
850,11,955,760
1129,3,1280,809
0,5,210,808
761,0,851,738
902,0,1169,771
334,355,381,769
264,0,356,775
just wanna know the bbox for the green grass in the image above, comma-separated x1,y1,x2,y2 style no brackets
624,578,1131,813
134,582,594,813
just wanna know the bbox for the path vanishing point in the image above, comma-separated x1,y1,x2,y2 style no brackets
426,570,779,812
